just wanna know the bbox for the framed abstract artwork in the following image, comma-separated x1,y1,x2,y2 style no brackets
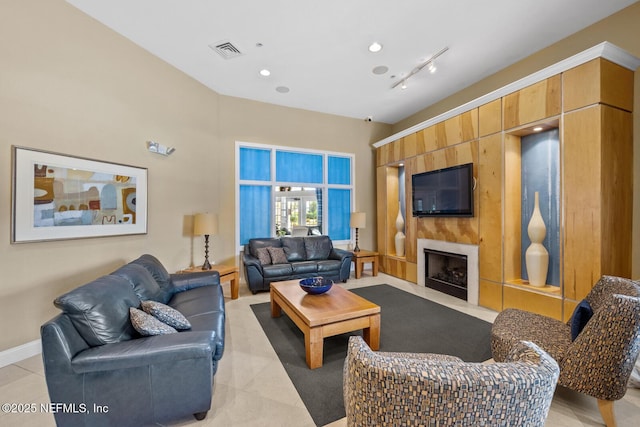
11,146,148,243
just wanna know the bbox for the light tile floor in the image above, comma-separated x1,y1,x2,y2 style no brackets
1,273,639,426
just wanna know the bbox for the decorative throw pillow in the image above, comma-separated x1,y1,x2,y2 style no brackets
267,247,288,264
570,299,594,341
141,300,191,330
129,307,177,336
255,247,272,265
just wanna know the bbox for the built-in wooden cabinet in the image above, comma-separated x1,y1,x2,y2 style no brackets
376,57,634,320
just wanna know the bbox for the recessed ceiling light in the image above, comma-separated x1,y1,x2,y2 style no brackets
276,86,290,94
368,42,383,53
533,126,543,132
372,65,389,75
259,69,271,77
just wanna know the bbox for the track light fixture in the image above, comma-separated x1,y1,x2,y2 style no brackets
392,47,448,90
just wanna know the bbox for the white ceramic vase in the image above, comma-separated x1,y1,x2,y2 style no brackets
394,202,406,257
525,192,549,287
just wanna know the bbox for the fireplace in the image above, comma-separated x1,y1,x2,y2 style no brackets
424,249,468,300
417,239,479,305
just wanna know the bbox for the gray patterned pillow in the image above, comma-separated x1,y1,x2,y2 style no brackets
140,300,191,330
129,307,177,336
255,247,272,265
267,247,288,264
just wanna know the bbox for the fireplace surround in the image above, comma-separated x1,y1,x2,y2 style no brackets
417,239,479,305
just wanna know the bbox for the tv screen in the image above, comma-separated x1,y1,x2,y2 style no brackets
412,163,474,217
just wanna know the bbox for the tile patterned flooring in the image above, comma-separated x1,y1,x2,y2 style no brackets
1,273,638,426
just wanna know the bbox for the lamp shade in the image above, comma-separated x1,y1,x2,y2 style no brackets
350,212,366,229
194,213,218,236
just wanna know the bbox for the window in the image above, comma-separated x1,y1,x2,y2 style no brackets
237,142,354,247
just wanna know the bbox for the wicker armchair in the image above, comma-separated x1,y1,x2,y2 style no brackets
343,336,559,427
491,275,640,427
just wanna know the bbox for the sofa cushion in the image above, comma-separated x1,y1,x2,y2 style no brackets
129,307,177,336
292,261,319,275
141,300,191,330
305,235,332,260
262,264,293,278
129,254,173,303
255,247,272,265
168,286,225,361
282,237,306,261
54,275,140,346
317,259,342,273
111,263,166,303
267,247,288,264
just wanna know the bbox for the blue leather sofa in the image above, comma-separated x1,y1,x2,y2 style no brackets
40,254,225,426
243,235,352,293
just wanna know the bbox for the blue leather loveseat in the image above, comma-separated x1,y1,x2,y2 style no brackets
40,254,225,426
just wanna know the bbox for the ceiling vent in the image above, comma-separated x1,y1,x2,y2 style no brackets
210,41,243,59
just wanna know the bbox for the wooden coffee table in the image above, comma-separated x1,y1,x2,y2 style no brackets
270,279,380,369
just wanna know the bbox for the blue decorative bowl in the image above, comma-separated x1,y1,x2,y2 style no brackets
299,277,333,295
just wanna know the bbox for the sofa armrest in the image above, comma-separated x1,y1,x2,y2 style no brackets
71,331,215,374
330,248,352,261
169,270,220,292
242,253,263,273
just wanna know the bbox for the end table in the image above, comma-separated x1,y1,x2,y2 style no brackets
351,250,379,279
179,264,239,299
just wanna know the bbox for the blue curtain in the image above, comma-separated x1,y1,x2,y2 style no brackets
239,185,271,245
276,151,323,183
328,156,351,185
240,147,271,181
328,189,351,241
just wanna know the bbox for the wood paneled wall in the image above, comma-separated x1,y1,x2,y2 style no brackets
376,58,634,320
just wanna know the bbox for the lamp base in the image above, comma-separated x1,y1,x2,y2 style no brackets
202,259,212,270
354,228,361,252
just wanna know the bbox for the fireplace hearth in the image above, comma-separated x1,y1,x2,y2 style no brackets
424,249,468,301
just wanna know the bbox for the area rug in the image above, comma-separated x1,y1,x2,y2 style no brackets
250,284,493,427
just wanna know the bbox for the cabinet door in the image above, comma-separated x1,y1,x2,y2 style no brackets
563,106,603,300
478,134,503,283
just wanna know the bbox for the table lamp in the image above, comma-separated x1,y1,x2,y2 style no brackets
350,212,366,252
194,213,218,270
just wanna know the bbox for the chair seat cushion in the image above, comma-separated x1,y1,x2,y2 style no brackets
491,308,571,363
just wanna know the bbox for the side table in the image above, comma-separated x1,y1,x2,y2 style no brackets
351,250,379,279
178,264,239,299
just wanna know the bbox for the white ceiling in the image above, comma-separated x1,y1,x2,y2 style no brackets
66,0,637,124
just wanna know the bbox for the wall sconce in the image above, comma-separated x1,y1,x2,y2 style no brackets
350,212,366,252
193,213,218,270
147,140,176,156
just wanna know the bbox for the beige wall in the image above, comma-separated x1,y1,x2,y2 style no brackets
0,0,390,352
392,2,640,278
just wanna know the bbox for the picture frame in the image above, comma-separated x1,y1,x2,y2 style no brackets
11,146,148,243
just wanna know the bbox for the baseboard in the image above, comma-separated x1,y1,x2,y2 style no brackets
0,339,42,368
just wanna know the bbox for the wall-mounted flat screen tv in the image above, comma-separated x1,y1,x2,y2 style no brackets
412,163,474,217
